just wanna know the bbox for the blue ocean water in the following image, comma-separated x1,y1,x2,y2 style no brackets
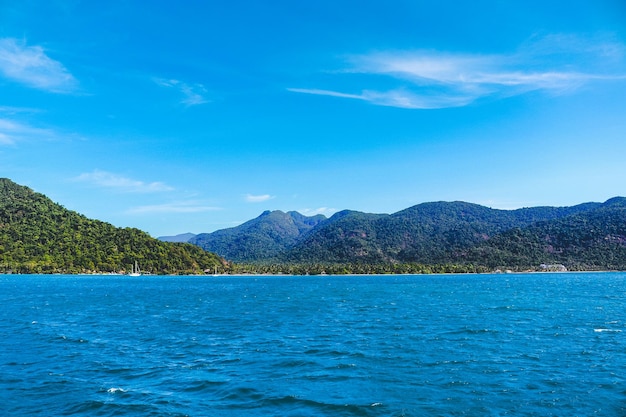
1,273,625,416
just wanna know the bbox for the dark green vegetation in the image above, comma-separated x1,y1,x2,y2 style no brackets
191,199,626,272
465,197,626,271
190,210,326,262
0,179,225,274
4,176,626,275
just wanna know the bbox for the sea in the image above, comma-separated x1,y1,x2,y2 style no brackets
1,272,625,416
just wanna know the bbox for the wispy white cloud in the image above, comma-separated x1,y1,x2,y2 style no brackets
287,88,365,100
0,105,42,115
289,87,474,109
74,170,174,193
0,117,55,145
0,107,81,146
127,201,221,214
289,34,626,109
154,78,208,106
245,194,274,203
0,38,77,93
0,132,11,145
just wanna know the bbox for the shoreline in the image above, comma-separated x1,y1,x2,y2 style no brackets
1,270,623,277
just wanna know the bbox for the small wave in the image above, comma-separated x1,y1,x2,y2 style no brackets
58,334,89,343
275,359,319,368
335,363,357,369
220,386,264,402
64,399,157,416
181,380,227,393
303,348,366,360
446,328,498,336
106,387,126,393
594,328,622,333
489,305,513,311
263,395,386,416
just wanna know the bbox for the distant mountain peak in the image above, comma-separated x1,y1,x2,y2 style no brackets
158,233,196,243
189,209,327,262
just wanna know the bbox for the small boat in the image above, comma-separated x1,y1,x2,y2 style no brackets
129,261,141,276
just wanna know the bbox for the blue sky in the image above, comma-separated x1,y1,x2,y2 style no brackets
1,1,626,237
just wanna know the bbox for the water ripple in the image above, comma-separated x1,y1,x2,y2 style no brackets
1,273,626,416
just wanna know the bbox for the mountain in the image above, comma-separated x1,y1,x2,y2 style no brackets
460,197,626,270
283,201,601,265
284,210,388,263
190,210,326,262
0,178,225,274
188,198,626,271
158,233,196,243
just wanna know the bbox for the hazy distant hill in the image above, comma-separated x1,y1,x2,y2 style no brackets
190,210,326,262
158,233,196,243
0,178,224,274
188,198,626,271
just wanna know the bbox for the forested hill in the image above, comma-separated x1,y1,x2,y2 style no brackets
282,200,605,265
6,174,624,274
190,210,326,262
461,197,626,270
0,178,225,274
188,198,626,271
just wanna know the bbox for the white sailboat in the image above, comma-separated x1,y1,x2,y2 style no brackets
129,261,141,276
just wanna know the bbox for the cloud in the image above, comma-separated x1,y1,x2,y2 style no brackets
127,201,221,214
287,88,365,100
289,87,474,109
0,38,77,93
0,117,55,145
0,106,42,115
74,170,174,193
289,34,626,109
154,78,208,106
245,194,274,203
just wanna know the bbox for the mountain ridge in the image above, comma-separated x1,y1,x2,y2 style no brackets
188,198,626,271
3,176,625,273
